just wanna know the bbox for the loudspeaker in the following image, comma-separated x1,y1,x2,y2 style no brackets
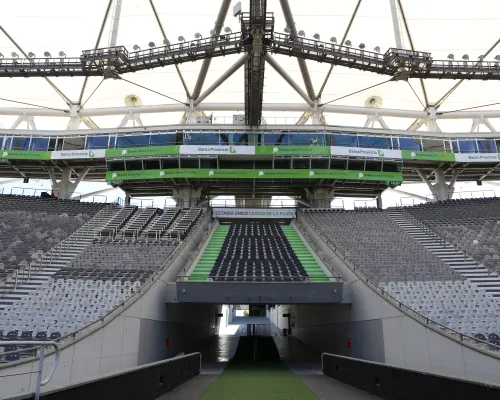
23,177,29,183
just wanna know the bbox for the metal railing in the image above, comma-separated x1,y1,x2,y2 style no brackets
0,206,116,298
17,209,209,357
0,341,60,400
398,208,499,279
298,209,500,354
176,275,340,282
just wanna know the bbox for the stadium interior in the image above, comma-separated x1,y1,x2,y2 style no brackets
1,0,500,399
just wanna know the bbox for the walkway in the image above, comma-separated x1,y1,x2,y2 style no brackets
159,335,381,400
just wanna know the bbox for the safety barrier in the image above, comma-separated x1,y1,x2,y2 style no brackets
7,352,200,400
322,353,500,399
0,341,60,400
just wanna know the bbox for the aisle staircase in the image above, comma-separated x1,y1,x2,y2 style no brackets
387,208,500,299
280,225,329,281
189,225,229,281
0,205,119,310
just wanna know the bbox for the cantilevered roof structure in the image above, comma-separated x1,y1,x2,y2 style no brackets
0,0,499,132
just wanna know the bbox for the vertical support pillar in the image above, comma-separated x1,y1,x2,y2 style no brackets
416,168,457,202
49,167,89,200
125,192,131,206
234,196,246,207
376,193,383,209
305,188,335,208
173,187,202,209
58,167,71,200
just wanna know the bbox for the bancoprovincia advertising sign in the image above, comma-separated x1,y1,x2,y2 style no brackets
51,150,106,160
106,168,403,181
212,208,296,219
454,153,500,163
330,146,402,159
179,145,255,155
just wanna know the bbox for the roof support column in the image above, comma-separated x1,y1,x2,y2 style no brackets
173,187,202,209
265,54,314,107
389,0,404,48
305,188,334,208
279,0,316,100
109,0,123,47
416,168,457,202
11,115,36,130
49,167,90,200
192,0,232,100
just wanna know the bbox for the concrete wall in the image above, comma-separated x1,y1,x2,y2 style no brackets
0,212,221,399
267,212,500,385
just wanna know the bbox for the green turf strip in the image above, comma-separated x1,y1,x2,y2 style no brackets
199,337,318,400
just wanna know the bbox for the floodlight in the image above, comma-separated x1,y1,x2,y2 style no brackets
284,27,290,33
210,29,216,36
345,40,352,47
194,33,202,39
43,51,51,57
298,30,305,37
178,36,185,42
495,55,500,61
58,51,66,57
148,42,155,48
359,43,365,49
11,52,18,58
462,54,469,60
374,46,380,53
447,54,454,60
163,39,170,46
478,55,485,61
224,27,232,34
233,1,242,17
330,37,337,44
28,52,35,58
313,33,320,40
133,45,141,51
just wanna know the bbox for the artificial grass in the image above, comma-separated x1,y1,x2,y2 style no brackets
199,337,318,400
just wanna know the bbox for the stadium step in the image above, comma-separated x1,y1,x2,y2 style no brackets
281,225,329,280
387,208,500,299
0,205,120,310
188,225,230,280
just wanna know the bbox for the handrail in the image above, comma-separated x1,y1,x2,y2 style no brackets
0,205,116,298
0,340,60,400
298,209,500,354
176,275,341,283
40,209,209,349
399,208,498,278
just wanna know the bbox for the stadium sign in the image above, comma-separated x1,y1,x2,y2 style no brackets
0,150,51,160
106,169,403,182
256,146,330,155
212,208,296,219
51,150,106,160
330,146,402,159
454,153,500,163
401,150,455,162
105,145,179,158
179,145,255,155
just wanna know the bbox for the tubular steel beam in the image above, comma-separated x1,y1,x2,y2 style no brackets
191,0,232,100
279,0,316,100
265,54,314,108
194,54,249,107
